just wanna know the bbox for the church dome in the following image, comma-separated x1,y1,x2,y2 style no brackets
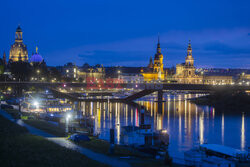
9,25,29,62
30,47,43,63
30,53,43,63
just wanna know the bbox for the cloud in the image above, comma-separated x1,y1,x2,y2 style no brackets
45,27,250,68
78,50,149,66
202,41,250,55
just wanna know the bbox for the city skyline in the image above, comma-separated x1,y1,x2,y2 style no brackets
1,1,250,167
1,0,250,68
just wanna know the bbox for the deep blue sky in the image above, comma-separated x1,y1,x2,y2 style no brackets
0,0,250,68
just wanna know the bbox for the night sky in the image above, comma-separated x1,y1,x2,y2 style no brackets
0,0,250,68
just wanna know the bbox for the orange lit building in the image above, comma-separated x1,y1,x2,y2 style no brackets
141,37,167,81
174,41,203,84
9,26,29,62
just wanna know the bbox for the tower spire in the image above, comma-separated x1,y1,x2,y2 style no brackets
157,33,161,53
188,39,192,50
185,40,194,66
187,40,192,56
148,56,153,68
3,51,6,65
15,25,23,42
158,33,160,44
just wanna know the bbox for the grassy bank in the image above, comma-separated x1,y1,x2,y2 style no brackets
3,109,149,157
23,119,66,137
0,115,108,167
76,136,147,158
3,109,66,136
1,109,178,166
76,137,184,167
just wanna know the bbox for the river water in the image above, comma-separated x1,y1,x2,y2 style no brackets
80,94,249,160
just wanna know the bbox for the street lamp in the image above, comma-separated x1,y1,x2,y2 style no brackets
117,70,121,80
33,101,39,109
18,99,22,118
37,70,40,81
65,113,72,134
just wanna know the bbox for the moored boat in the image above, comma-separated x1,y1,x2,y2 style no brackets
184,144,250,167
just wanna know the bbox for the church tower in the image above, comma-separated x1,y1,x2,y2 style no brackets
148,56,153,68
153,36,164,73
141,35,166,81
185,40,194,66
3,51,7,65
174,40,203,84
184,40,195,77
9,25,28,62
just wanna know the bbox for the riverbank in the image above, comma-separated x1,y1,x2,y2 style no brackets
3,109,152,157
4,109,66,136
190,91,250,112
2,109,183,167
0,114,108,167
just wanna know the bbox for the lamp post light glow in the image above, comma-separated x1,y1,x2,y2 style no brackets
66,113,72,120
7,87,12,92
34,101,39,109
161,129,168,134
65,113,72,133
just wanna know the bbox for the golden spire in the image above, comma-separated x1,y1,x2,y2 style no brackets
36,46,38,54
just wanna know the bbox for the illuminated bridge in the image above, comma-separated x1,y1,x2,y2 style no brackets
0,82,250,90
1,82,250,102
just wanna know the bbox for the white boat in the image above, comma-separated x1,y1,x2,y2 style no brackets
184,144,250,167
200,144,249,162
184,148,236,167
120,125,169,147
22,93,73,113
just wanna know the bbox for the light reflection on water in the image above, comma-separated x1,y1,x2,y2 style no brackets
80,94,249,159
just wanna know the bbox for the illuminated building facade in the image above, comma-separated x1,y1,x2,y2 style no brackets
141,37,167,81
9,26,28,62
203,75,233,85
63,63,105,81
238,72,250,83
78,65,105,81
63,63,78,79
174,41,203,84
119,73,144,83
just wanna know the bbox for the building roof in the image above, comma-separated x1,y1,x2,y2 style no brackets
16,25,22,32
30,47,43,63
30,53,43,63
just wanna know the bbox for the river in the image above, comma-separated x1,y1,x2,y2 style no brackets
80,93,249,161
